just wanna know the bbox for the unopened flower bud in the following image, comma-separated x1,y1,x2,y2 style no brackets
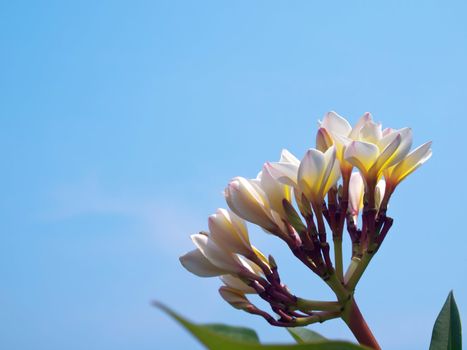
208,208,253,257
225,177,278,232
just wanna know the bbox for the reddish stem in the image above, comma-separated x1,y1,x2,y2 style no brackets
343,298,381,350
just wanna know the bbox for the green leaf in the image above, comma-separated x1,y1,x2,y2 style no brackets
202,323,260,343
287,328,327,343
155,302,370,350
429,291,462,350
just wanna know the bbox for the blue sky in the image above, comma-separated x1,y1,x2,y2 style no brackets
1,1,466,349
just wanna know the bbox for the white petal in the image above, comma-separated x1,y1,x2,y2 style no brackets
344,141,380,173
280,149,300,165
260,164,291,218
375,179,386,208
384,127,413,167
220,275,256,294
349,112,373,139
298,148,325,200
389,141,432,184
219,286,251,310
322,158,341,196
359,120,383,144
320,146,341,196
191,234,241,273
208,209,252,256
267,161,299,187
370,134,401,175
225,177,276,230
320,111,352,136
179,249,228,277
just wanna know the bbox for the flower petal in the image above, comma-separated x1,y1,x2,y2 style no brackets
359,120,383,144
320,146,341,196
260,164,291,218
208,209,252,256
349,112,373,139
298,148,325,200
280,149,300,165
348,172,364,216
320,111,352,136
389,141,432,184
219,286,251,310
225,177,276,230
316,127,334,152
179,249,228,277
384,127,413,167
344,141,380,173
220,275,256,294
191,233,242,273
370,134,401,176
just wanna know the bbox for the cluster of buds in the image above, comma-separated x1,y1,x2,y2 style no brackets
179,111,432,336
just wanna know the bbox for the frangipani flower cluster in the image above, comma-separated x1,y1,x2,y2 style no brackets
179,111,431,349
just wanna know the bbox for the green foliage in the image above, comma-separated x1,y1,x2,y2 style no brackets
287,328,327,343
429,291,462,350
155,302,370,350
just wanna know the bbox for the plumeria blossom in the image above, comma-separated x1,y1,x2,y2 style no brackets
344,126,413,185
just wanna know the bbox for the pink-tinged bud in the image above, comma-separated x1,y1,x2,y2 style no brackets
348,172,364,220
219,286,252,310
316,127,334,152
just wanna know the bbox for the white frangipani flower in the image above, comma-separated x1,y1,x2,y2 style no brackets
225,177,279,232
384,141,432,188
209,208,253,257
179,249,229,277
297,146,341,205
344,126,413,183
